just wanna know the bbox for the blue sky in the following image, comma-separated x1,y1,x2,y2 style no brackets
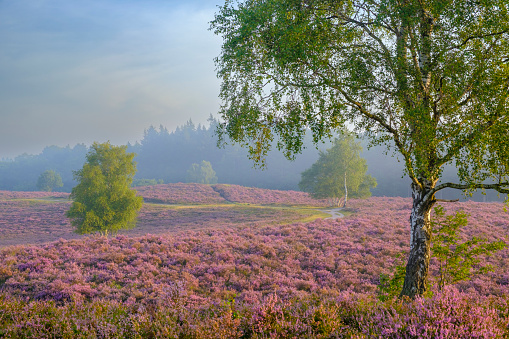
0,0,223,159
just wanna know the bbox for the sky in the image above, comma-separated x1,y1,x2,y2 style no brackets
0,0,223,159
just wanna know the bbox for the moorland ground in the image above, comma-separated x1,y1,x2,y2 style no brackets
1,184,508,337
0,184,329,248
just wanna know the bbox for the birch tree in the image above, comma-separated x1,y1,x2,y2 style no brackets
211,0,509,298
299,132,376,206
67,142,143,236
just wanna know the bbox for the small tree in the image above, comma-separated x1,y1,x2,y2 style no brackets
377,253,408,302
299,132,376,207
431,206,506,290
66,142,143,236
36,170,63,192
186,160,218,184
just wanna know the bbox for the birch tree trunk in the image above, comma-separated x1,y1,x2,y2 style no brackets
344,171,348,207
400,181,436,298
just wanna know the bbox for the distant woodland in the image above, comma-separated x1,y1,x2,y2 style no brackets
0,118,505,202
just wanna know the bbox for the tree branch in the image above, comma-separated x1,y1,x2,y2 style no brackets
435,198,459,203
332,86,420,187
340,16,393,63
433,182,509,195
445,30,509,52
407,28,424,91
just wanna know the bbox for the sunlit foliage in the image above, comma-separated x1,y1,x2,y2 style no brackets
299,131,376,206
211,0,509,298
431,206,506,290
66,142,143,236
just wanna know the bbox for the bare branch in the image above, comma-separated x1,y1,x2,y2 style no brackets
445,30,509,52
435,199,459,203
433,182,509,195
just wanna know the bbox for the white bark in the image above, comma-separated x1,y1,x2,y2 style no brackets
344,171,348,207
401,181,435,298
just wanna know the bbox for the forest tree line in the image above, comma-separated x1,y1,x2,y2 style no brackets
0,118,505,202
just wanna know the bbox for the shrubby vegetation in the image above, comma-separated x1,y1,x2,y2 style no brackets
36,170,63,192
136,183,326,206
431,206,506,291
211,184,327,206
0,288,506,338
378,206,507,300
0,184,326,248
131,178,163,187
136,183,227,205
186,160,218,184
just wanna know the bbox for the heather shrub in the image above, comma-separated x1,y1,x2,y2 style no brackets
377,253,406,301
0,288,506,338
359,287,506,338
0,190,69,200
1,195,317,247
136,183,227,205
212,184,327,206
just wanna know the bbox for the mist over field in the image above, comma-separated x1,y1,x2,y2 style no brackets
0,120,506,203
0,0,505,202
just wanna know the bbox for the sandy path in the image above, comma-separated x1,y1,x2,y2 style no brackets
319,208,345,219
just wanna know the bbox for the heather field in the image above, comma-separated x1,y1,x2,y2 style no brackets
0,186,509,337
211,184,329,206
0,184,325,248
136,183,227,205
136,183,328,206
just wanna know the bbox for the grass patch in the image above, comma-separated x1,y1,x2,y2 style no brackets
11,197,69,204
340,210,355,218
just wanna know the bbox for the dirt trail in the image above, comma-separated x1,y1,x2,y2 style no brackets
319,208,344,219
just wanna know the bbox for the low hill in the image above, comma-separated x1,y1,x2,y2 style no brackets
136,183,327,206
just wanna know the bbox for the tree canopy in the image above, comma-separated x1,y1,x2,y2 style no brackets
299,132,376,206
186,160,219,184
36,170,63,192
212,0,509,298
66,142,143,236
